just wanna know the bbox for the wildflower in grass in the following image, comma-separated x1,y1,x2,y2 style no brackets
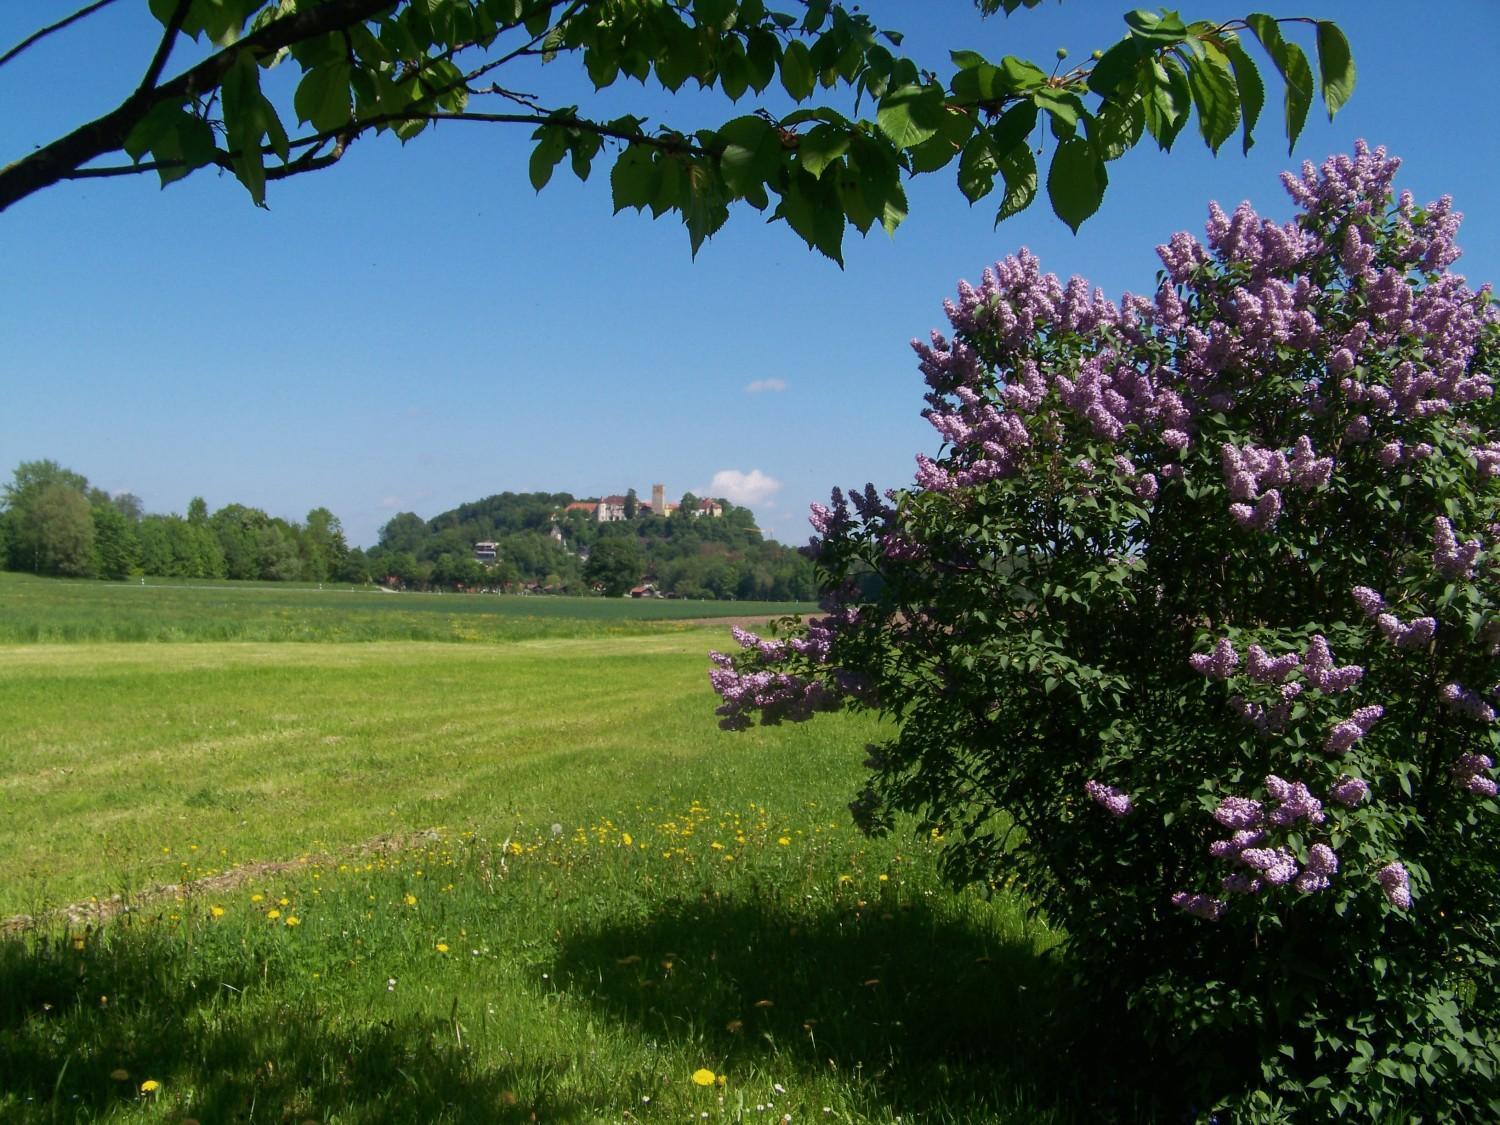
266,909,281,920
621,832,632,846
436,943,449,953
210,905,225,918
404,894,417,906
139,1080,160,1093
692,1068,716,1086
250,893,263,903
778,836,791,846
284,915,300,927
278,897,290,906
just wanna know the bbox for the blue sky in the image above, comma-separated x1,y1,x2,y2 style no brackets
2,1,1497,548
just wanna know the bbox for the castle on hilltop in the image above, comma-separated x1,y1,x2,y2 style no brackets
564,483,724,523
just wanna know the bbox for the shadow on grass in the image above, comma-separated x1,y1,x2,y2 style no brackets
552,892,1147,1122
0,927,575,1123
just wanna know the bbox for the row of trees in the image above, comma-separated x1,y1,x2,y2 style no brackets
0,460,351,583
0,467,813,599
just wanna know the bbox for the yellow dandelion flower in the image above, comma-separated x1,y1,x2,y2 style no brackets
777,836,791,846
838,874,853,884
266,909,281,920
436,943,450,953
878,874,889,882
621,832,633,846
210,905,225,918
691,1068,716,1087
404,894,417,906
250,893,264,903
139,1079,160,1093
284,915,301,927
278,897,290,907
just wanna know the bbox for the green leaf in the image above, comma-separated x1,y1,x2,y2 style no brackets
528,126,567,191
798,123,851,178
1087,37,1145,97
775,171,844,264
1143,56,1191,150
957,134,998,203
221,51,287,205
950,49,988,70
1184,52,1238,153
1246,14,1313,152
1314,20,1355,119
610,144,658,212
682,160,730,257
876,83,945,149
994,144,1037,223
988,100,1040,156
1124,8,1188,45
294,62,353,134
780,40,815,101
1221,37,1265,154
716,116,777,195
717,36,749,101
1047,136,1106,232
1033,88,1084,132
124,101,218,187
998,55,1048,92
1088,91,1144,160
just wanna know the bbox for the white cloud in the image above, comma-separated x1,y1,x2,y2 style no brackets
708,469,782,507
744,378,788,394
378,495,404,510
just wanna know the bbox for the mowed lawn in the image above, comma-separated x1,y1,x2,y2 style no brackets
0,594,1088,1124
0,634,816,913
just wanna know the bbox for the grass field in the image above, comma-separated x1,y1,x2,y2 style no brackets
0,576,1112,1123
0,572,815,644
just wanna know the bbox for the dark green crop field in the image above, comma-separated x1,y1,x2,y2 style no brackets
0,571,814,643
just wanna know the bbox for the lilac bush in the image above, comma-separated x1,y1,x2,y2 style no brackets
711,144,1499,1117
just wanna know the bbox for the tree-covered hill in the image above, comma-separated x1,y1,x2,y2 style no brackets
372,490,816,600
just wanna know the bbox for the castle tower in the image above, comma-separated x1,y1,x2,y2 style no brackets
652,483,665,514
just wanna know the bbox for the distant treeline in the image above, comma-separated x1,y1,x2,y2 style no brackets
0,462,815,600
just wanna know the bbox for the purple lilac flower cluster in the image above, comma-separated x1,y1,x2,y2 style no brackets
1083,779,1134,817
707,651,837,731
1376,861,1411,909
1188,638,1239,680
1325,705,1385,753
1432,517,1483,578
1375,612,1437,650
1328,775,1371,806
1451,752,1497,798
1301,635,1364,693
1438,682,1496,724
1195,776,1350,905
1265,775,1325,826
1171,892,1226,922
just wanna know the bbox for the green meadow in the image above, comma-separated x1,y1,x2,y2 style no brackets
0,577,1104,1123
0,571,814,643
